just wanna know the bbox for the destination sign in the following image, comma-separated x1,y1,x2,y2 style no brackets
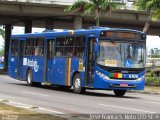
100,31,146,40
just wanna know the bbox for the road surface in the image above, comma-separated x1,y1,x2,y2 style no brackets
0,75,160,119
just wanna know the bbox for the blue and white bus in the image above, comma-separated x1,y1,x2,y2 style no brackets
8,27,146,96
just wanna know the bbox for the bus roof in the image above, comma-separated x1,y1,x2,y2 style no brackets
11,27,145,39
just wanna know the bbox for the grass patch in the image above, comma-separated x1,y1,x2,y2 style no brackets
145,71,160,86
145,86,160,92
0,103,67,120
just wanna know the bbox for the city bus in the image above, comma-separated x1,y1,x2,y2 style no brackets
8,27,146,96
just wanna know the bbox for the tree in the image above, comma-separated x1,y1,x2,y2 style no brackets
0,49,4,56
0,28,5,40
133,0,160,32
150,48,154,55
65,0,123,27
0,28,5,56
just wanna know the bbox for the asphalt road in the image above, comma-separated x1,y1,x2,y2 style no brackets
0,75,160,118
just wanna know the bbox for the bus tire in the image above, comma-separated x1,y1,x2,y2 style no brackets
26,69,33,86
114,90,126,97
73,73,86,94
26,69,41,87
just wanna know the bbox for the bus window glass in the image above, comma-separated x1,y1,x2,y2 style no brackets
64,37,75,57
25,38,35,56
75,36,85,57
56,37,65,56
34,38,44,56
11,40,18,56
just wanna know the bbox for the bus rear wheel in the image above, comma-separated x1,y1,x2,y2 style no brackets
73,73,86,94
114,90,126,97
26,70,41,86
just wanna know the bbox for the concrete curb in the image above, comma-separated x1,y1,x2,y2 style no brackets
129,90,160,95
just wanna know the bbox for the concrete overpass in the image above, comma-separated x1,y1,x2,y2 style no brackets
0,0,160,35
0,0,160,70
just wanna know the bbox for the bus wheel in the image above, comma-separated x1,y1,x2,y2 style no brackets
73,73,86,94
27,69,33,86
27,70,41,87
114,90,126,97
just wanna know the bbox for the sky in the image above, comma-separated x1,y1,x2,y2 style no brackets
0,26,160,50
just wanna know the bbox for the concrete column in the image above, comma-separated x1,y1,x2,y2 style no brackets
46,18,54,30
74,16,82,30
4,24,11,71
24,19,32,33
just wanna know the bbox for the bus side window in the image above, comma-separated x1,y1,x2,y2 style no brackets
55,37,65,56
64,37,75,57
35,47,43,56
11,39,18,56
75,36,85,57
25,38,34,56
34,38,44,56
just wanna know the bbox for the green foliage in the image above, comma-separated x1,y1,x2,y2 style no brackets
146,71,160,86
133,0,160,21
65,0,124,26
154,78,160,86
152,9,160,21
150,55,160,58
64,0,87,13
0,28,5,39
0,49,4,56
0,28,5,51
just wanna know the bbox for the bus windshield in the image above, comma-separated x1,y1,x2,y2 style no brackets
97,41,146,68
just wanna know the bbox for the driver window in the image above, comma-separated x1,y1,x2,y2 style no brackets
75,36,85,57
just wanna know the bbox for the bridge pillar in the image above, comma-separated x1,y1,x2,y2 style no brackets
46,18,54,30
4,24,11,71
24,20,32,33
74,16,82,30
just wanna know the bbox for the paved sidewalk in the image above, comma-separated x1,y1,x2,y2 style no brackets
131,86,160,95
144,86,160,94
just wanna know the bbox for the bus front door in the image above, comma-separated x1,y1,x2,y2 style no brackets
85,38,96,85
17,40,25,79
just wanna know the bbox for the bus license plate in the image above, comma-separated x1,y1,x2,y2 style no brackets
120,84,128,87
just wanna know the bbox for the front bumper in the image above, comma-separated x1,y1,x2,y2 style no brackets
93,74,145,90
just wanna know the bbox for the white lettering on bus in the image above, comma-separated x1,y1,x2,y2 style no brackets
26,59,39,72
129,74,138,79
27,60,37,67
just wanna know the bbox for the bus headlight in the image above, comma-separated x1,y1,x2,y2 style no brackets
136,75,145,81
96,71,110,80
